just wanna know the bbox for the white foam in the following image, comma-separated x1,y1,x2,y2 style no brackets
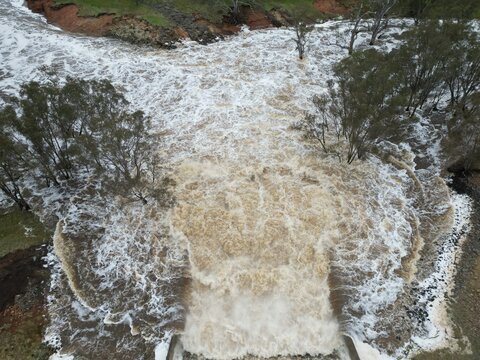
0,1,474,358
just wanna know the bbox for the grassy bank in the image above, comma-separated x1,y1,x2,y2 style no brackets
0,208,51,258
51,0,480,28
54,0,171,26
0,208,53,360
53,0,327,26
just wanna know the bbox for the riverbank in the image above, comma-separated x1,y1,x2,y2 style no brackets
415,172,480,359
24,0,349,47
0,206,53,359
445,173,480,358
0,245,52,359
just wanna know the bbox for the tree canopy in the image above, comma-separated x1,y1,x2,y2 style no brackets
0,77,161,209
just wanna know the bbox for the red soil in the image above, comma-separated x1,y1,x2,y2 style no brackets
243,7,272,30
27,0,114,36
24,0,350,43
314,0,350,16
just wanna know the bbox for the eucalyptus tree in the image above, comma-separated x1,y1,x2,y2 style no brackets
0,76,161,204
299,50,406,163
292,20,314,60
0,107,31,210
368,0,397,45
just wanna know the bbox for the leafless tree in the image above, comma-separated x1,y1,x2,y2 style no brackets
292,21,313,60
328,2,369,56
347,2,370,55
232,0,241,19
368,0,397,45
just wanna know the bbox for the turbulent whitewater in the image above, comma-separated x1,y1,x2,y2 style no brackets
0,0,473,359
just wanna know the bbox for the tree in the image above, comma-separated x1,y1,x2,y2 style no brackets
93,108,156,203
417,0,480,20
219,0,257,24
232,0,241,22
292,20,313,60
445,92,480,171
0,76,161,204
399,0,434,24
330,1,369,56
0,108,31,211
389,21,479,117
390,20,448,116
442,23,480,110
346,1,369,55
294,93,333,154
7,79,96,185
298,50,406,163
368,0,397,45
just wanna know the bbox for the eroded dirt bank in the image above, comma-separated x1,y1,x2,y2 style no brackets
25,0,349,47
26,0,114,35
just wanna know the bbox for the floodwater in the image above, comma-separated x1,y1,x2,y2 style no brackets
0,1,473,359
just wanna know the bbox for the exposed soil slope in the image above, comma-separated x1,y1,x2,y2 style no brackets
314,0,349,15
25,0,349,46
27,0,114,35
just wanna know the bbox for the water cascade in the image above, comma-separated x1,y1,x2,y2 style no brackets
0,1,473,358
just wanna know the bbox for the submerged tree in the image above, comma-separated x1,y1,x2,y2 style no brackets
390,21,447,116
299,50,406,163
330,1,369,56
0,107,31,210
292,20,314,60
346,1,369,55
389,20,479,116
0,76,162,204
368,0,397,45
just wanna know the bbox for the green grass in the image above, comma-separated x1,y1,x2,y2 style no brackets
170,0,230,22
141,14,169,26
0,208,51,258
54,0,171,27
172,0,325,22
53,0,330,26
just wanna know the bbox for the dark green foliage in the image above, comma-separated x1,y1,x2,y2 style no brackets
299,49,407,163
391,21,450,116
301,20,479,165
393,20,479,169
0,77,160,206
331,49,406,163
446,93,480,171
399,0,433,23
0,110,31,211
442,24,480,110
397,0,480,20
